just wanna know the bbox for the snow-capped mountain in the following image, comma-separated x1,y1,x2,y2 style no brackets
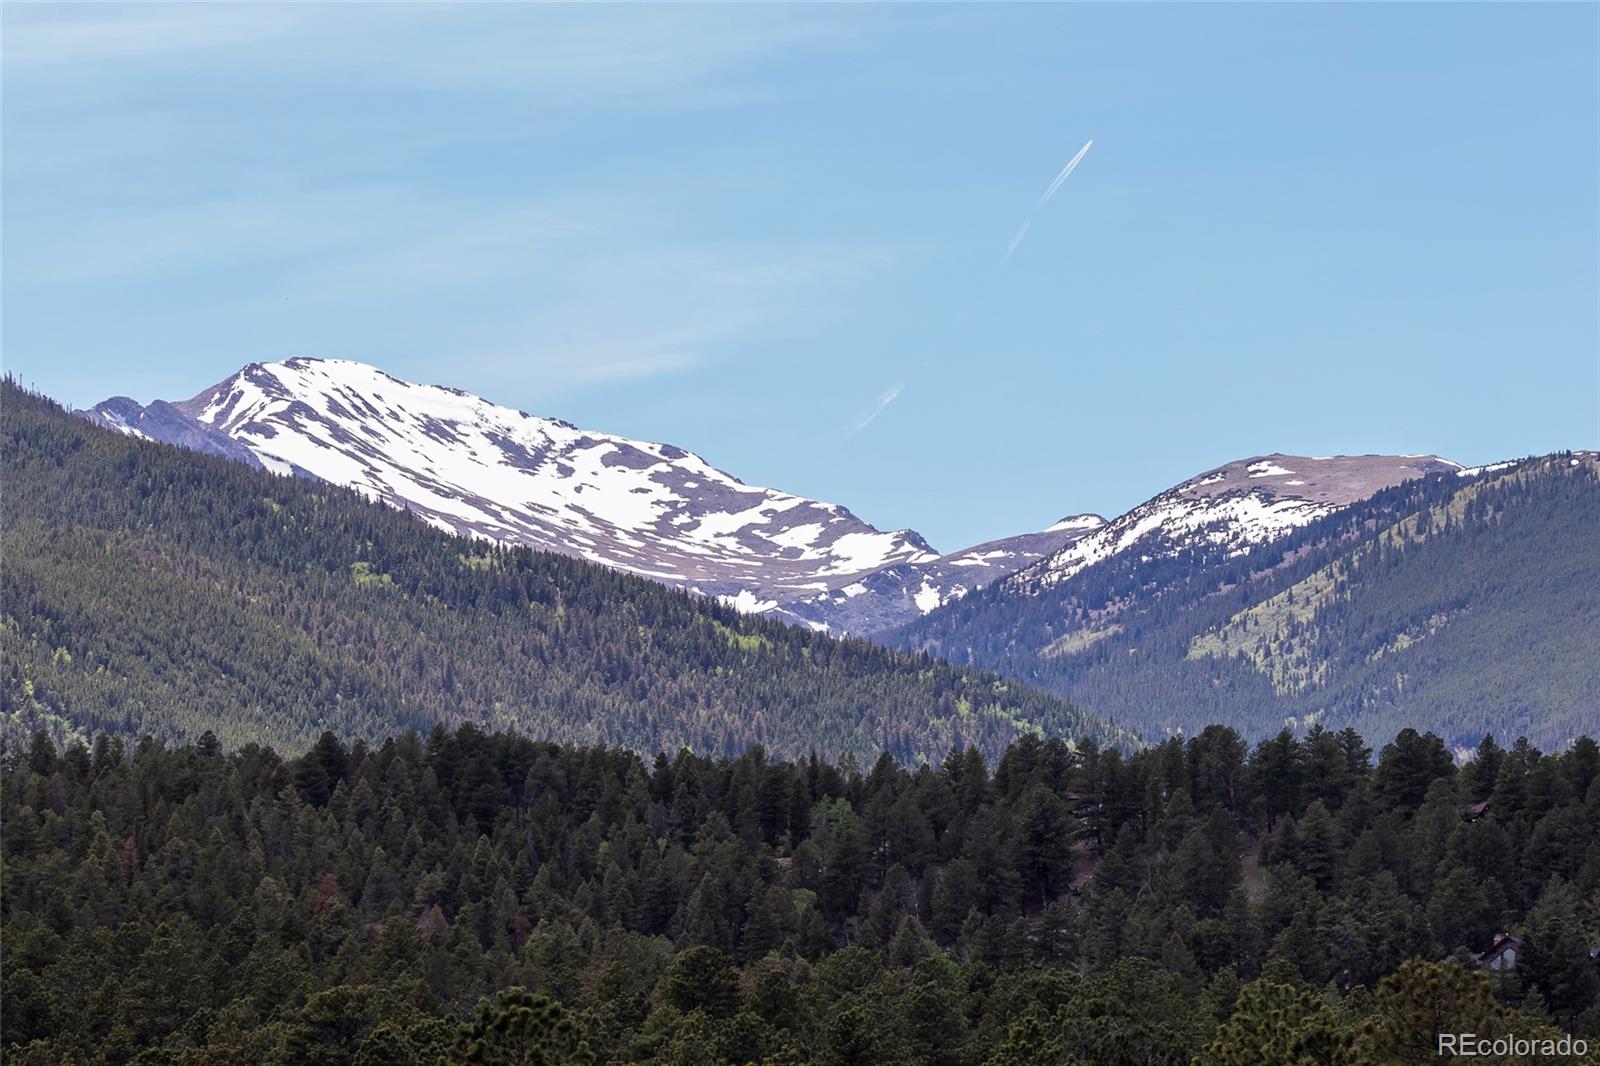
82,358,956,616
1006,453,1463,595
892,451,1473,689
772,515,1104,633
890,454,1595,751
82,359,1107,632
78,362,1467,638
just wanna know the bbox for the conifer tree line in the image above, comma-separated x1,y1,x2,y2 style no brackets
5,722,1598,1063
0,379,1133,763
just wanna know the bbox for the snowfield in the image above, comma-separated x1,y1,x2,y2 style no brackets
90,358,940,617
1010,452,1463,594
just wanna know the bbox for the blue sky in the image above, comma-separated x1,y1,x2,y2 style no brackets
4,3,1596,550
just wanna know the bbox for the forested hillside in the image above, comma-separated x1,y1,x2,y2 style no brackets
0,381,1131,762
891,457,1600,749
4,724,1597,1062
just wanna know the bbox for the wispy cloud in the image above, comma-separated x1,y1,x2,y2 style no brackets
4,178,892,396
849,382,905,435
999,139,1094,268
1,5,307,68
1,4,878,400
2,5,898,407
2,5,843,99
450,241,891,392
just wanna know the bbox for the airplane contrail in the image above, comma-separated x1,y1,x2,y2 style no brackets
848,382,905,435
1001,220,1032,263
999,138,1094,269
1035,139,1093,208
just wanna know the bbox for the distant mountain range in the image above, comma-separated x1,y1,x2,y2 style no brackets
74,359,1598,751
889,453,1599,751
1010,453,1466,593
79,359,1108,633
77,359,1462,638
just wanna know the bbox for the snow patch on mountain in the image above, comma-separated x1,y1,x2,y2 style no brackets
772,515,1106,634
82,358,940,613
1458,460,1517,477
1013,453,1462,593
1046,514,1105,533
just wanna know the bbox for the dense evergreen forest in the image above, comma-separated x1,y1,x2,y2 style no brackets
891,456,1600,750
5,380,1597,1062
0,380,1130,762
4,723,1597,1063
